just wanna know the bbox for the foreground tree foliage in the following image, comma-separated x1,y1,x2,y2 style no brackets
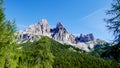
101,0,120,63
0,0,19,68
19,36,54,68
106,0,120,44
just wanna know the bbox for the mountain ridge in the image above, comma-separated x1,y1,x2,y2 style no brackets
17,19,106,51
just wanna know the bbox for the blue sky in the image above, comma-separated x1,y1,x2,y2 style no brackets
4,0,113,42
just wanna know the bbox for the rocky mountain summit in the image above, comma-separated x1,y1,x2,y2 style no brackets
17,19,105,51
23,19,50,35
51,22,76,44
75,33,95,43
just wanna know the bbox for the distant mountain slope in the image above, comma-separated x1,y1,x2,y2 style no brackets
20,36,119,68
90,42,111,57
17,19,108,51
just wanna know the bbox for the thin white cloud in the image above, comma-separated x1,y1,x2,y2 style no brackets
77,6,113,42
79,7,108,31
79,8,105,21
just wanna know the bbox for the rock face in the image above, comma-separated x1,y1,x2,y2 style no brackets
51,22,76,44
39,19,51,35
76,33,94,43
23,19,51,36
18,19,105,51
17,19,51,43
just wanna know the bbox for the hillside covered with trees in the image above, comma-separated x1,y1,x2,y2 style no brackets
20,36,119,68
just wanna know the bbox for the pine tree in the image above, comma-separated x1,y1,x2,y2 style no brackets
106,0,120,44
0,0,19,68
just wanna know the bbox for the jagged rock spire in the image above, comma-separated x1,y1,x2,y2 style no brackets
51,22,76,44
56,22,63,28
39,19,51,35
76,33,95,42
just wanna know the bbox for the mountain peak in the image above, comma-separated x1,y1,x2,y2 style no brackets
78,33,94,42
39,19,48,25
56,22,63,28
